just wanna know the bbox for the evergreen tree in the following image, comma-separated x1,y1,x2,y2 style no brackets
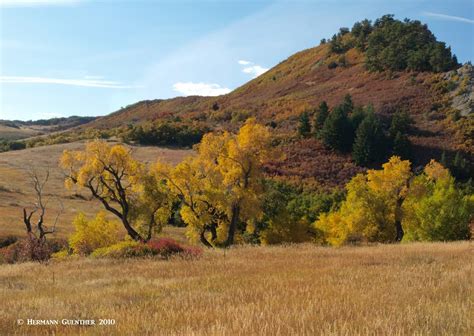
352,113,386,165
392,131,412,160
341,94,354,114
440,151,447,167
350,106,368,131
389,110,413,138
320,106,354,152
313,101,329,135
298,111,311,137
452,151,469,180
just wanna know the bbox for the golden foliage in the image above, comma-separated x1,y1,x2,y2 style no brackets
154,118,275,246
315,156,412,245
68,212,122,255
60,140,171,241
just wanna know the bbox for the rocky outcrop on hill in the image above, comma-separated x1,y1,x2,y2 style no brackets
447,63,474,117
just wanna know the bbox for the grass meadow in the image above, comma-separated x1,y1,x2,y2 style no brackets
0,241,472,335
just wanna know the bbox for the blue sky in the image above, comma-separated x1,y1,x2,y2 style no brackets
0,0,473,121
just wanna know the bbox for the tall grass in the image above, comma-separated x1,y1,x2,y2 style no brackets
0,242,472,335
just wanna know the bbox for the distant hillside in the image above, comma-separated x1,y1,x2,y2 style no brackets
0,116,97,141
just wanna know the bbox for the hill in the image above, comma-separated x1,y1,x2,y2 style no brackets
0,116,97,141
79,17,472,187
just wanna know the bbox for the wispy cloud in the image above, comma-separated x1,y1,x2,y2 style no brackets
0,0,82,6
423,12,474,24
172,82,231,96
238,60,269,78
0,76,138,89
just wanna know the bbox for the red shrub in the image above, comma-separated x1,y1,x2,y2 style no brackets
147,238,202,259
0,238,54,264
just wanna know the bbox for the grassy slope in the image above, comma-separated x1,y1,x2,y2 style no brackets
0,125,42,141
0,241,472,335
0,141,192,238
87,45,436,131
83,44,464,186
0,117,99,141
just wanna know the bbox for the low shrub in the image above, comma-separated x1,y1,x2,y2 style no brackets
69,212,122,256
0,237,63,264
90,238,202,259
51,249,71,260
90,240,141,258
147,238,202,259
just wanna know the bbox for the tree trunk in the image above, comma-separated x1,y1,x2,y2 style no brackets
199,228,213,248
395,219,404,242
122,217,144,242
394,197,404,242
225,204,240,247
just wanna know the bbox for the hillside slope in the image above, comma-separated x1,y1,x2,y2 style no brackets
79,22,474,187
89,46,435,130
0,116,97,141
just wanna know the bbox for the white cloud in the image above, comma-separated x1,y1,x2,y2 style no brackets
242,65,269,78
423,12,474,24
172,82,231,96
0,0,82,6
237,60,269,78
0,76,138,89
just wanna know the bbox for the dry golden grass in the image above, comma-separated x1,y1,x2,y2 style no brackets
0,141,192,238
0,241,472,335
0,124,41,141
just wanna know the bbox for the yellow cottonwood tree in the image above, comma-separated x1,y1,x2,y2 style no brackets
155,118,274,247
60,141,171,241
315,156,412,245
